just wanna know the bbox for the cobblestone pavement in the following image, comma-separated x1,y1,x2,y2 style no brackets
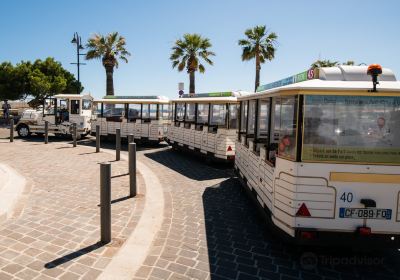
0,131,145,279
133,148,400,280
1,128,400,280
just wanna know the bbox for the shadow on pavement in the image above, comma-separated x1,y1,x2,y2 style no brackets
44,242,105,269
144,148,233,181
202,178,400,280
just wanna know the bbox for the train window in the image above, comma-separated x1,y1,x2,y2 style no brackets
176,103,185,121
149,104,158,119
185,103,196,122
94,103,102,117
142,104,150,119
210,104,226,126
272,96,298,160
258,99,270,139
162,104,170,120
70,100,80,115
229,104,238,129
196,103,209,124
104,104,125,122
247,100,256,135
82,99,92,110
128,104,141,121
240,101,248,133
303,95,400,164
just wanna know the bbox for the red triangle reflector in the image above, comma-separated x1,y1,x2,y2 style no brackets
296,203,311,217
227,146,232,152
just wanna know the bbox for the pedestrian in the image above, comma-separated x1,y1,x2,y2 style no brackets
2,100,11,125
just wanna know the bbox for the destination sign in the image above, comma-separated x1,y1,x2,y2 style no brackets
103,96,160,99
181,92,232,98
256,68,318,92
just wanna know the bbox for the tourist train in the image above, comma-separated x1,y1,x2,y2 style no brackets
15,94,93,138
235,65,400,245
91,95,170,142
167,91,247,161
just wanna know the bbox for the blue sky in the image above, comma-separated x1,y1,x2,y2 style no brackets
1,0,399,99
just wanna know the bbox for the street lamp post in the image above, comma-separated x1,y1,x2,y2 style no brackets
71,32,86,94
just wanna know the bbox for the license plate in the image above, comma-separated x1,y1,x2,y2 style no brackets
339,208,392,220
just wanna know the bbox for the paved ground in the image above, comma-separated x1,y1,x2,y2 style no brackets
1,127,400,280
0,129,145,279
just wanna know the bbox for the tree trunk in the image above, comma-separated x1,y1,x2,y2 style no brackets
255,52,261,91
105,65,114,96
189,71,195,95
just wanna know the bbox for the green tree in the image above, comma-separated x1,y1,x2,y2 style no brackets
238,25,278,91
310,59,339,68
85,32,131,96
0,58,82,104
170,33,215,94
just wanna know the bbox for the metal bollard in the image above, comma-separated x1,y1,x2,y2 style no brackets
129,142,137,197
9,119,14,142
100,162,111,244
73,123,77,147
96,125,100,153
128,134,134,144
44,121,49,144
116,128,121,161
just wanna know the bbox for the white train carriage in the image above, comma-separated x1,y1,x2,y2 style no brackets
168,91,247,162
91,96,170,142
15,94,93,138
235,65,400,246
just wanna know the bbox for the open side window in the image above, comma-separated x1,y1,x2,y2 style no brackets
228,104,238,130
239,100,248,141
196,103,209,130
70,100,80,115
254,99,270,154
209,104,227,133
246,100,257,146
175,103,185,126
128,104,141,122
184,103,196,128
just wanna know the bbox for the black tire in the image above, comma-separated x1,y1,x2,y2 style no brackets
17,124,31,138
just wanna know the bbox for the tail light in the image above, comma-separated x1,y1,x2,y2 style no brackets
300,231,317,240
357,227,372,236
296,203,311,217
227,146,232,152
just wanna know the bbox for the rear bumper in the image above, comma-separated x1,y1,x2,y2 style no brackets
295,228,400,248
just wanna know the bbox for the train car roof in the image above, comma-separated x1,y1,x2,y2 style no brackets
94,95,170,104
172,91,249,102
239,66,400,100
53,93,93,99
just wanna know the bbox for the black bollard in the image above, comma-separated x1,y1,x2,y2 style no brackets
96,125,100,153
129,142,137,197
116,128,121,161
73,123,77,147
45,121,49,144
100,162,111,244
9,118,14,142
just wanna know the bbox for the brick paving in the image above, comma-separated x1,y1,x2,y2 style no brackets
0,129,145,279
1,127,400,280
134,148,400,280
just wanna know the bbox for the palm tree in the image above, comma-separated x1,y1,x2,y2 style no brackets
311,59,339,68
170,33,215,94
238,25,278,91
86,32,131,96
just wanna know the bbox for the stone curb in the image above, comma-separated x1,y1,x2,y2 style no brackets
0,163,26,222
96,148,165,280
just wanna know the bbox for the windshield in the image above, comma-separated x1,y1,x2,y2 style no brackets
303,95,400,164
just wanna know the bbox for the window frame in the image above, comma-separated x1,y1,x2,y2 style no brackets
128,103,142,122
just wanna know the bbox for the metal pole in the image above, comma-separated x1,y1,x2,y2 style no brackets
73,123,77,147
128,133,134,144
45,121,49,144
116,128,121,161
129,142,137,197
100,162,111,244
96,125,100,153
9,119,14,142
